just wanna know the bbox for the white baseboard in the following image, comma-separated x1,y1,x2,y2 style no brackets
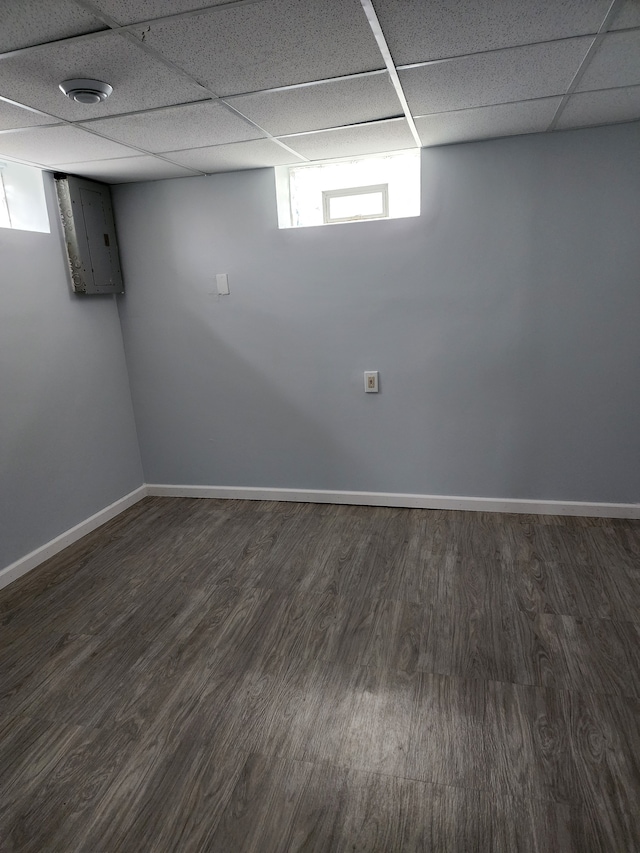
3,483,637,593
146,484,640,519
0,485,148,591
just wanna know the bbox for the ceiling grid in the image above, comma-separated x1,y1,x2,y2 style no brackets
0,0,638,182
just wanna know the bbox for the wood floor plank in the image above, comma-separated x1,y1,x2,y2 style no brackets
205,752,316,853
406,671,640,814
2,723,138,853
506,557,640,621
0,714,84,829
329,767,575,853
209,755,577,853
293,515,376,598
71,730,246,853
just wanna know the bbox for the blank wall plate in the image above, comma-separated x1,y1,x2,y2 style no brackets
364,370,379,392
216,273,229,295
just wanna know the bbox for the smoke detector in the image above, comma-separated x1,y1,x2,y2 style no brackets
59,78,113,105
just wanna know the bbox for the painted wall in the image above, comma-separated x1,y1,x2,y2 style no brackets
0,172,144,570
113,122,640,503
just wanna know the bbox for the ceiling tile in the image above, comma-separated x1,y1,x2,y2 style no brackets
0,125,141,166
399,39,591,116
372,0,610,66
51,155,200,183
610,0,640,30
0,99,59,131
89,0,232,26
165,138,302,172
576,30,640,91
0,31,209,121
80,101,264,153
0,0,106,54
280,119,416,160
136,0,385,96
556,85,640,128
416,98,562,146
226,72,402,137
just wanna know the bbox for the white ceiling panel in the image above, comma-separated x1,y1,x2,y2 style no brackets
399,39,592,116
52,155,200,183
0,125,141,166
610,0,640,30
226,72,402,137
556,85,640,128
371,0,611,66
280,119,416,160
0,31,209,121
166,138,302,172
416,98,562,146
576,30,640,91
88,0,233,26
80,101,264,153
0,1,106,54
136,0,385,96
0,100,59,131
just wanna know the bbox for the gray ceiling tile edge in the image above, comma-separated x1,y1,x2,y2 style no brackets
0,28,111,62
545,1,627,130
159,136,307,159
275,117,414,140
412,94,569,120
221,69,390,101
551,116,640,133
77,98,217,125
50,155,205,175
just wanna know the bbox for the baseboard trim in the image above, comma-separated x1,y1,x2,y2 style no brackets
0,485,148,591
3,483,637,592
146,484,640,519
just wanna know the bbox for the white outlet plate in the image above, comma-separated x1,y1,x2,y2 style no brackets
216,273,229,295
364,370,379,393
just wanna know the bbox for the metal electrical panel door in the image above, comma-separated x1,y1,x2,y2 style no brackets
55,175,124,294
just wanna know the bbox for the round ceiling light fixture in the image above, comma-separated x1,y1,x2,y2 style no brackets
59,78,113,105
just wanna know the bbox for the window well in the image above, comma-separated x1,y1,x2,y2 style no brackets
275,149,420,229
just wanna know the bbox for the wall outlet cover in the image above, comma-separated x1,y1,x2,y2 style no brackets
364,370,379,392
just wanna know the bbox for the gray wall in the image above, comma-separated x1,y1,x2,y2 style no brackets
113,122,640,503
0,172,144,569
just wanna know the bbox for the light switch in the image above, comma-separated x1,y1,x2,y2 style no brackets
216,273,229,295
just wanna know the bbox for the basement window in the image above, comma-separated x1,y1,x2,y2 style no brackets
275,149,420,229
0,160,50,233
322,184,389,223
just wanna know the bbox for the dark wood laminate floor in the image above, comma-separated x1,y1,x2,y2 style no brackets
1,497,639,852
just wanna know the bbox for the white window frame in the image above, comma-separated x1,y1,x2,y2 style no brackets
321,183,390,224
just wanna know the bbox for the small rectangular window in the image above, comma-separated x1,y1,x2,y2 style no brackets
322,184,389,224
0,160,50,233
275,149,420,229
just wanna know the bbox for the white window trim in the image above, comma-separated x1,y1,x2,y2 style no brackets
322,183,389,224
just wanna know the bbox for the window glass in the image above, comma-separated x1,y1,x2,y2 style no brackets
323,185,388,223
0,160,50,233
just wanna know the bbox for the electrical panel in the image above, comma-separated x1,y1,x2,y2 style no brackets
55,174,124,294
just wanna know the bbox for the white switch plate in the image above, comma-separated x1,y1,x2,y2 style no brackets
216,273,229,295
364,370,379,392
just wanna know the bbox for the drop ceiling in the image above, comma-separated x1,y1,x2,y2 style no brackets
0,0,638,183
